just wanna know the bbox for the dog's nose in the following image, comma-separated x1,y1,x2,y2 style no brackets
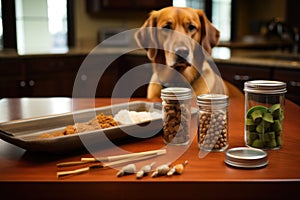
175,46,189,59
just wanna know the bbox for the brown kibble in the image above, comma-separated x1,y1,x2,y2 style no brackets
197,110,228,151
162,101,190,144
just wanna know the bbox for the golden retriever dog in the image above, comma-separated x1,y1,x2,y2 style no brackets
135,6,242,99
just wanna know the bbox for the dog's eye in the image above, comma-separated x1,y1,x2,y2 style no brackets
162,23,172,30
188,25,197,32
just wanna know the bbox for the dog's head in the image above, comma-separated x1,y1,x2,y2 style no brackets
135,6,220,70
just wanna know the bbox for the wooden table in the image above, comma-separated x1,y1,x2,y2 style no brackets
0,97,299,200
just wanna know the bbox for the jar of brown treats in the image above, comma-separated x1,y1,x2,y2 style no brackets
161,87,192,145
197,94,229,152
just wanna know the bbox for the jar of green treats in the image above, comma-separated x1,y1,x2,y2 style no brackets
197,94,229,152
161,87,192,145
244,80,287,150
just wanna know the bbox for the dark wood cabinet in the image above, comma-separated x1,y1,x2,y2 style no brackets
23,56,84,97
273,68,300,105
0,59,25,98
86,0,172,14
216,63,272,91
91,53,151,98
0,55,85,98
1,54,299,104
216,61,300,105
117,54,152,97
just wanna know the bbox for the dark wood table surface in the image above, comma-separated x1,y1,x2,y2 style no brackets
0,97,299,200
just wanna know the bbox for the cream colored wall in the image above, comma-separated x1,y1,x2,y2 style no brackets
74,0,288,46
74,0,149,49
235,0,286,40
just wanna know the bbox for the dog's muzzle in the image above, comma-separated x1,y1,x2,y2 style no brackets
173,46,191,70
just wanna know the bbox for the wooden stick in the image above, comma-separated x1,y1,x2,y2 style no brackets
57,166,92,178
81,149,166,162
56,160,93,168
57,150,166,178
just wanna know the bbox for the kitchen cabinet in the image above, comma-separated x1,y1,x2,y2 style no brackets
0,55,85,98
1,53,299,104
0,59,25,97
118,54,152,97
216,63,272,91
92,54,151,98
86,0,172,14
216,62,300,105
23,56,85,97
273,68,300,105
0,53,151,98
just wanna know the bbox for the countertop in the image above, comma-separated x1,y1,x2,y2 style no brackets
0,97,300,199
0,46,300,69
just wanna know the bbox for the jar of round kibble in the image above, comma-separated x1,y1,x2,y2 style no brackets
244,80,287,150
197,94,229,152
161,87,192,145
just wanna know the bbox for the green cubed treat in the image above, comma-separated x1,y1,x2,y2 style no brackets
275,131,282,136
256,122,266,133
267,131,275,140
246,118,255,125
278,111,284,121
262,120,271,129
273,120,282,132
255,123,264,133
251,110,263,123
252,139,264,148
269,103,281,113
263,112,274,123
272,109,281,119
246,125,256,132
246,106,268,118
276,136,282,146
259,133,270,142
248,131,258,141
266,139,277,148
270,104,284,120
246,118,256,131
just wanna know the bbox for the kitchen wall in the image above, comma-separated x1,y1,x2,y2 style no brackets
74,0,150,49
233,0,286,40
73,0,289,48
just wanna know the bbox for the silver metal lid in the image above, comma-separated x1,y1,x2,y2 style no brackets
224,147,268,168
197,94,228,106
161,87,192,100
244,80,287,94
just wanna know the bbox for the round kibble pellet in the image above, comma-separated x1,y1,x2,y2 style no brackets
198,111,228,151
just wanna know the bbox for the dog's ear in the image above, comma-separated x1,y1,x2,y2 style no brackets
197,10,220,55
135,11,159,61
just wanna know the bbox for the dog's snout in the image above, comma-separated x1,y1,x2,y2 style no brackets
175,46,189,59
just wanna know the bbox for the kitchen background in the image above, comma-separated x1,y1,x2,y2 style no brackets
0,0,299,104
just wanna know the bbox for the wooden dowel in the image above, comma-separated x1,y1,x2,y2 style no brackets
56,160,93,167
57,166,92,178
81,149,166,162
57,149,166,178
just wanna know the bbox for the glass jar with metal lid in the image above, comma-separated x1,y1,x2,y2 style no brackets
161,87,192,145
197,94,229,152
244,80,287,150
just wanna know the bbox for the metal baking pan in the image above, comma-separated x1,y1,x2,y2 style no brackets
0,101,163,154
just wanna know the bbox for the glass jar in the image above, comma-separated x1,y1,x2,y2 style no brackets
244,80,287,150
161,87,192,145
197,94,229,152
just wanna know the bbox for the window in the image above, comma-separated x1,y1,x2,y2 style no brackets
173,0,232,41
212,0,231,41
15,0,68,54
0,0,2,50
173,0,205,10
